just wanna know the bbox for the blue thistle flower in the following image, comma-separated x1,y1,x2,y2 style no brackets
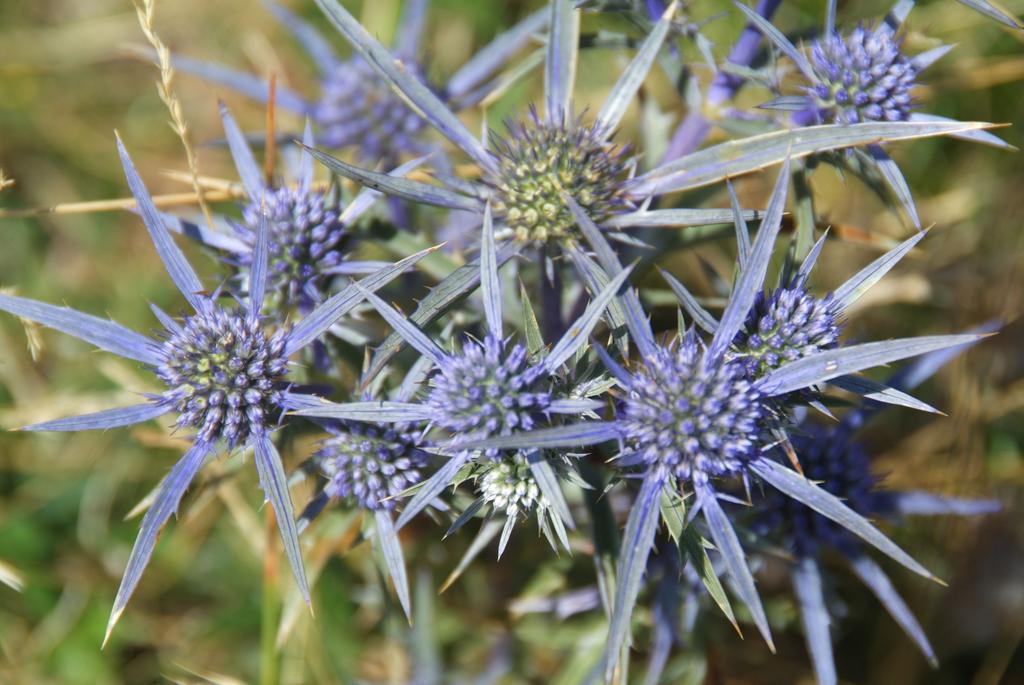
751,336,999,685
427,334,552,451
0,137,435,643
756,424,881,556
317,420,430,512
238,183,348,311
619,332,764,484
167,105,416,324
739,1,953,130
303,0,692,254
170,0,550,165
804,25,919,125
312,54,429,160
293,376,437,620
156,305,290,449
737,0,1009,229
733,279,842,376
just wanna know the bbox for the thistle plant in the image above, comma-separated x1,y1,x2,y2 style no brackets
739,0,1010,227
303,0,988,366
0,0,1014,681
171,0,549,165
307,0,800,255
457,161,987,677
0,138,434,642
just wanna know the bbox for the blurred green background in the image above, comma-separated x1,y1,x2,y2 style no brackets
1,0,1023,683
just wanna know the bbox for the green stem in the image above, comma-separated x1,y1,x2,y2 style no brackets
260,510,281,685
792,161,818,265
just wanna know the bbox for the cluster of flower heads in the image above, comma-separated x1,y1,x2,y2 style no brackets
0,0,1012,681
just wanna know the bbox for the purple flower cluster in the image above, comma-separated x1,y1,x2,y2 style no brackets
156,305,289,449
806,26,919,124
314,56,429,160
0,0,1010,672
619,332,765,484
734,284,842,376
427,335,552,450
318,421,429,511
239,186,349,312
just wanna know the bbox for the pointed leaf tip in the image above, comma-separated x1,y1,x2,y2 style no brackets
253,433,310,605
116,137,206,312
106,441,212,646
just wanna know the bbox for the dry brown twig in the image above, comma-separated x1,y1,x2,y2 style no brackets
132,0,215,229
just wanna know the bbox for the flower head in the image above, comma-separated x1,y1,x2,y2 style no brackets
172,0,548,165
756,424,878,554
489,109,632,244
733,281,841,376
748,330,999,684
620,332,764,484
806,26,919,124
318,421,429,511
167,105,408,327
157,306,290,448
427,334,552,451
314,55,429,159
478,453,548,519
238,185,350,312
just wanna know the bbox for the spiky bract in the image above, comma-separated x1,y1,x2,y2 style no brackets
757,425,879,554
